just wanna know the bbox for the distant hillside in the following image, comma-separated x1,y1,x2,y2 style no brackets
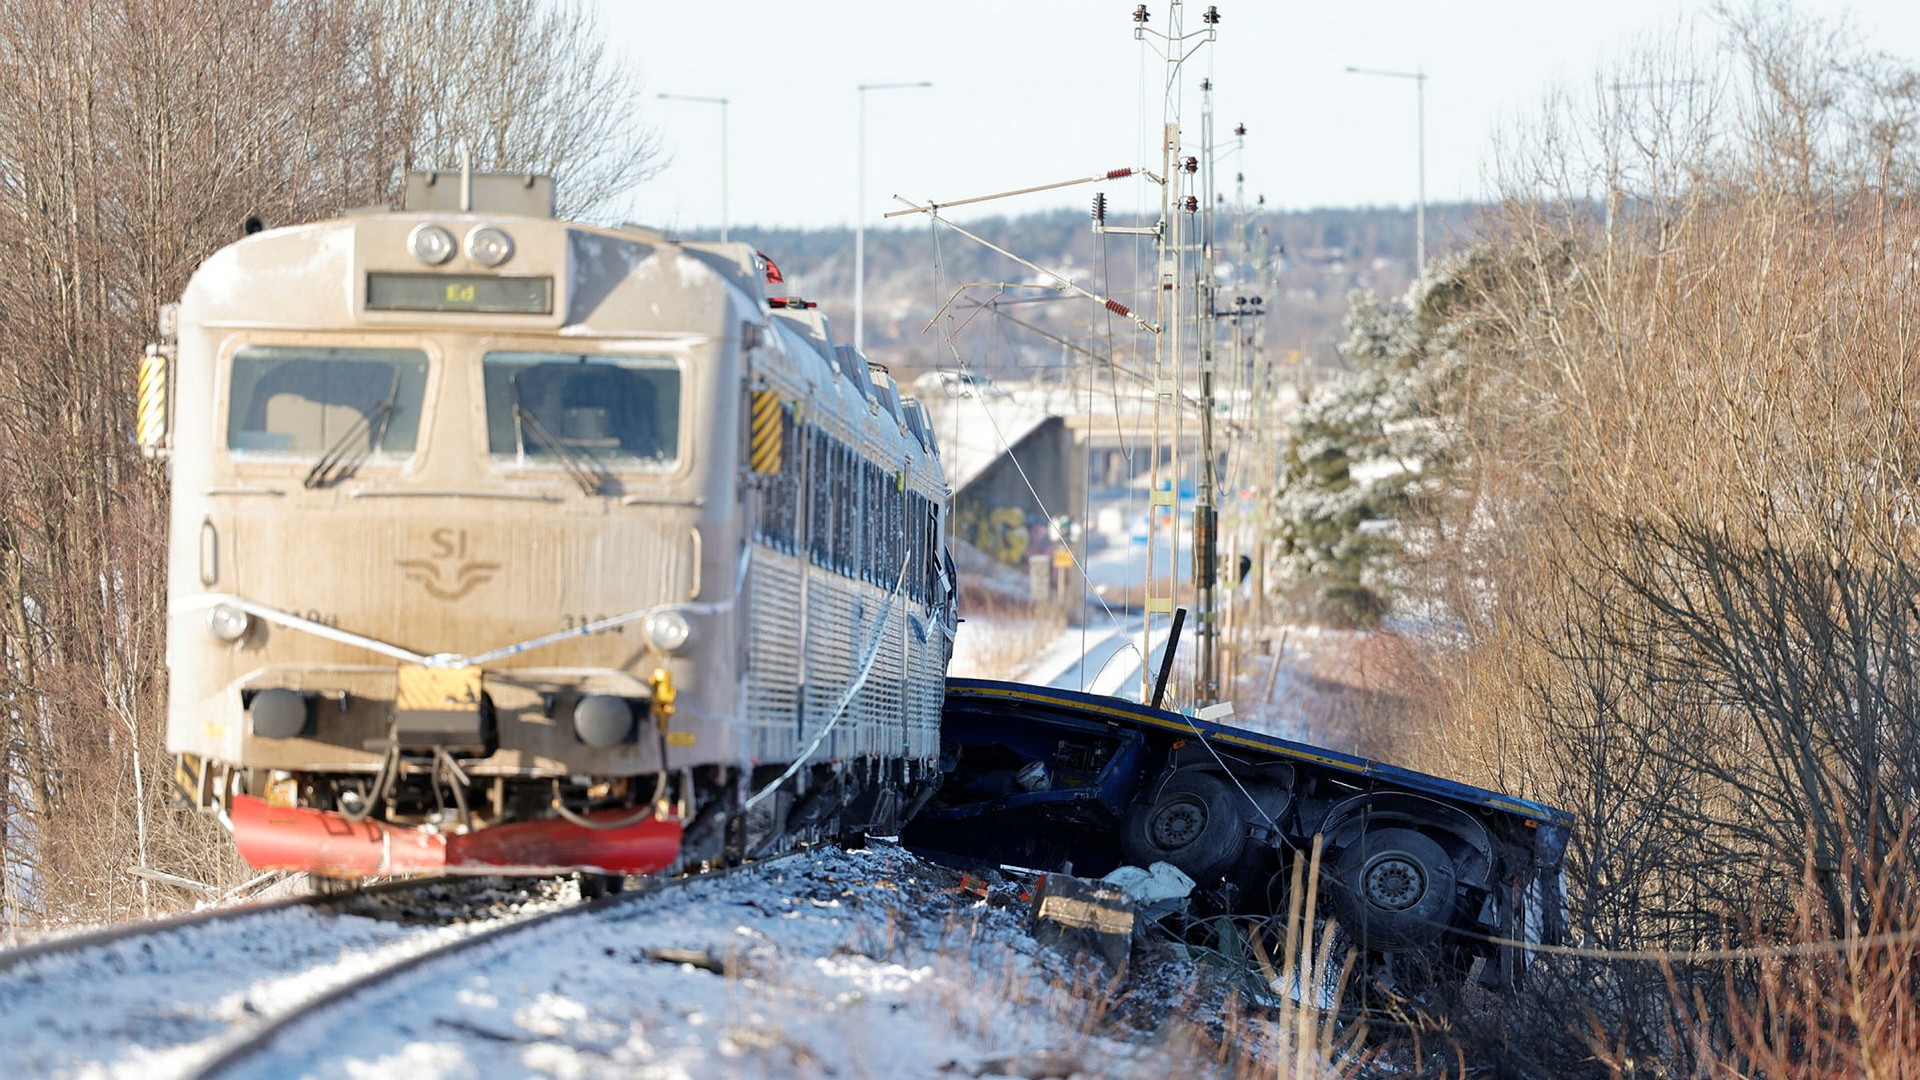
720,203,1489,386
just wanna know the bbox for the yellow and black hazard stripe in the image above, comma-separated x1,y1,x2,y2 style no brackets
137,344,169,448
749,389,784,474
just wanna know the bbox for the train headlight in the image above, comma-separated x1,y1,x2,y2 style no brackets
466,226,514,268
644,610,691,653
573,695,635,747
248,688,309,739
207,603,253,643
408,224,456,265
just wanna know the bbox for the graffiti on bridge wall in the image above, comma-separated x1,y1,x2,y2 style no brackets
955,503,1031,566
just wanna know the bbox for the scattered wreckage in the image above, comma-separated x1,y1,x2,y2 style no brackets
905,678,1572,989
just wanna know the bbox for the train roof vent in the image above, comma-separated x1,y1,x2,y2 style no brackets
833,345,873,401
403,171,555,216
921,413,942,458
867,363,903,421
900,398,930,447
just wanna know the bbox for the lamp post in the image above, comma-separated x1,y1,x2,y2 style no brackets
855,80,931,354
657,92,730,243
1345,66,1427,273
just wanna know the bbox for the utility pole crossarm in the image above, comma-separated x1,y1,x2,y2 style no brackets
881,166,1160,220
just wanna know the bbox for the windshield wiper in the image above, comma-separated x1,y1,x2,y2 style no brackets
304,376,398,489
514,406,609,496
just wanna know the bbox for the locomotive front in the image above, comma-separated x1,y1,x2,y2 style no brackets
153,175,754,876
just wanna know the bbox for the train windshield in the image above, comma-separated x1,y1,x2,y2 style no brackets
483,352,681,469
226,346,428,459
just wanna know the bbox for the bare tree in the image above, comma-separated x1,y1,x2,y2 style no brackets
373,0,664,217
0,0,662,929
1368,6,1920,1068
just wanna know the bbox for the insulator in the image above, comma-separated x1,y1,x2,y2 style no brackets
1184,156,1198,174
1200,78,1211,92
1183,195,1199,213
1203,5,1221,24
1132,4,1149,22
1234,123,1247,137
1092,192,1108,222
1105,299,1131,317
1105,167,1134,180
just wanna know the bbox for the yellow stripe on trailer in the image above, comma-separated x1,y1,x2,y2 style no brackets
749,390,783,474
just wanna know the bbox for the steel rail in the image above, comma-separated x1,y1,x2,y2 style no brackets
0,874,451,975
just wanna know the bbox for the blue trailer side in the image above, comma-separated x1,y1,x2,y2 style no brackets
904,677,1572,990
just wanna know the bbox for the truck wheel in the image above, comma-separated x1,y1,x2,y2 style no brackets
1121,769,1245,883
1327,828,1456,952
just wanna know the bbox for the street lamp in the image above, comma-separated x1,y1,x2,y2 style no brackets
657,92,730,243
855,80,932,354
1345,66,1427,273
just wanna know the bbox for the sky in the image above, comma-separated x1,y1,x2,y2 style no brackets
595,1,1920,236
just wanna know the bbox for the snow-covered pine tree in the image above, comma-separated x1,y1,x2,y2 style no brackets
1268,255,1469,625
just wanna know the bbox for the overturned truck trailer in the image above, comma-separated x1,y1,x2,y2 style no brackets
905,678,1572,988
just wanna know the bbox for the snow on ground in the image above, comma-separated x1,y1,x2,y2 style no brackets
0,887,573,1079
945,611,1006,679
223,844,1238,1080
0,843,1343,1080
1006,620,1122,686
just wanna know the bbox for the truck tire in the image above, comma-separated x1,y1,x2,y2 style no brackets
1327,827,1457,952
1121,769,1245,883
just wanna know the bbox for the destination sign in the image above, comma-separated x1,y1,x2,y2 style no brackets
366,273,553,314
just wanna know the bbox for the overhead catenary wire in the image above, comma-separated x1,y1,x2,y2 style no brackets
895,196,1160,337
924,217,1168,681
910,154,1167,668
904,3,1227,700
929,272,1135,641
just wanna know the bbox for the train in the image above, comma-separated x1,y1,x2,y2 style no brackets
145,170,956,878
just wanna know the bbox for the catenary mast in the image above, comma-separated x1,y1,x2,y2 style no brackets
1131,1,1217,705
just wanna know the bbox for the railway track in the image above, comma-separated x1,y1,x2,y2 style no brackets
186,852,806,1080
0,875,458,975
0,875,587,1079
4,842,1163,1079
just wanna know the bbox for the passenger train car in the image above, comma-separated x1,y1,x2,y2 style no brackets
146,171,955,877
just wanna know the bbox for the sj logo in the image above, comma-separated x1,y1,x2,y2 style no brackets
397,528,501,601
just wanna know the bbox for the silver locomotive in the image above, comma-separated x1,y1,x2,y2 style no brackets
147,171,955,877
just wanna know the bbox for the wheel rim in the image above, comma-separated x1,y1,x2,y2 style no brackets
1361,853,1426,911
1148,795,1206,849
